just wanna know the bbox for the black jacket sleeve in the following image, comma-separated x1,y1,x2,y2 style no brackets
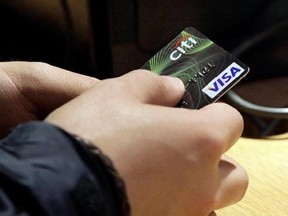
0,121,129,216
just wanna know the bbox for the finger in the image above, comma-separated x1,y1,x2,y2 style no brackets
215,154,249,209
1,61,99,113
199,102,244,155
209,211,217,216
121,69,185,106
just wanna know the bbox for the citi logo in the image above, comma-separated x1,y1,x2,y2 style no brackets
169,36,197,61
202,62,245,99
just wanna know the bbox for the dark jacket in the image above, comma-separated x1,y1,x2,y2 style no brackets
0,121,129,216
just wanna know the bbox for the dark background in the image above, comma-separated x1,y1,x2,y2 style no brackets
0,0,287,78
0,0,287,137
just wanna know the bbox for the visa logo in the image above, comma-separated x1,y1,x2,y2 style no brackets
202,62,245,99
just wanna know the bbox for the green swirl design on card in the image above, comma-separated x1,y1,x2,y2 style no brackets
143,29,213,81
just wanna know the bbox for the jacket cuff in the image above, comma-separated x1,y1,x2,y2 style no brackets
0,121,129,216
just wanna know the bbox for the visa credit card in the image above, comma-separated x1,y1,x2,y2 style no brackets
141,27,250,109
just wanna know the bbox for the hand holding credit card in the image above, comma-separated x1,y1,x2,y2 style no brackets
142,27,250,109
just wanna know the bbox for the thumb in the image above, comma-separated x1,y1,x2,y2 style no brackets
121,69,185,107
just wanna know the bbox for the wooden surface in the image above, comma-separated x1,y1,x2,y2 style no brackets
216,133,288,215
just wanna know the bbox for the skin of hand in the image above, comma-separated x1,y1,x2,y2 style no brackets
0,61,98,137
45,69,249,216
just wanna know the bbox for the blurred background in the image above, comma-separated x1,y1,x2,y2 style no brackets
0,0,287,137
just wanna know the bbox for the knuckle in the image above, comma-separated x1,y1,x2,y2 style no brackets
26,61,52,72
198,131,226,161
23,62,55,80
195,193,219,215
235,165,249,201
204,197,219,213
235,110,244,133
104,78,129,97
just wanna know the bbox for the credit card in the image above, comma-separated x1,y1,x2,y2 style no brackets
141,27,250,109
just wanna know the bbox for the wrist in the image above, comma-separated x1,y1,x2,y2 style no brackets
70,134,131,216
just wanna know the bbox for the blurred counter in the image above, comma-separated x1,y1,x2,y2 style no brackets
217,133,288,215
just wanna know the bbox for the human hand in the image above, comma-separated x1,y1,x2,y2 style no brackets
0,61,98,137
45,69,248,216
